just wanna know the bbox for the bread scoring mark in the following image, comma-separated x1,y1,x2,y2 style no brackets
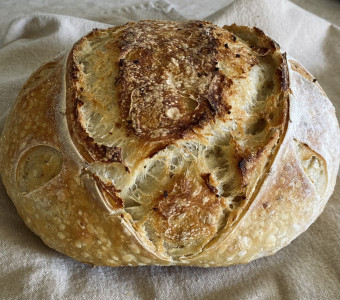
116,20,229,141
294,139,327,196
82,168,124,209
74,98,129,168
277,53,289,92
16,145,63,193
66,51,130,170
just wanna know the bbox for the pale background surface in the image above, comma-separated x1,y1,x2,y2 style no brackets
0,0,339,299
1,0,340,37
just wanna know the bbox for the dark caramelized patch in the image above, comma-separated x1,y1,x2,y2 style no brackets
151,175,221,247
116,21,229,141
236,130,281,189
201,173,218,194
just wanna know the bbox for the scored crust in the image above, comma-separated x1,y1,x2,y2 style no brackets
0,21,339,266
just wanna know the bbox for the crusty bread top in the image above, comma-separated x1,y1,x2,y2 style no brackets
65,21,288,257
1,21,338,266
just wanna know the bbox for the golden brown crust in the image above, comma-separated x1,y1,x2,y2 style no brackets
117,21,219,141
289,59,314,81
0,21,339,267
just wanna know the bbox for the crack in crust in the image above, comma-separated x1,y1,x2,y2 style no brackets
75,99,126,165
278,53,289,91
66,54,129,170
82,168,124,209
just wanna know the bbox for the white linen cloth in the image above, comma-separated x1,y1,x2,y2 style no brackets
0,0,339,299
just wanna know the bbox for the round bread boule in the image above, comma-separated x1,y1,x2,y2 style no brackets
0,20,339,267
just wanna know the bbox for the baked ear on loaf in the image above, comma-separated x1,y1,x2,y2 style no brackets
0,20,339,267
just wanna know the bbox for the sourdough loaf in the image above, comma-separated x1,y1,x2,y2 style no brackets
0,20,339,267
